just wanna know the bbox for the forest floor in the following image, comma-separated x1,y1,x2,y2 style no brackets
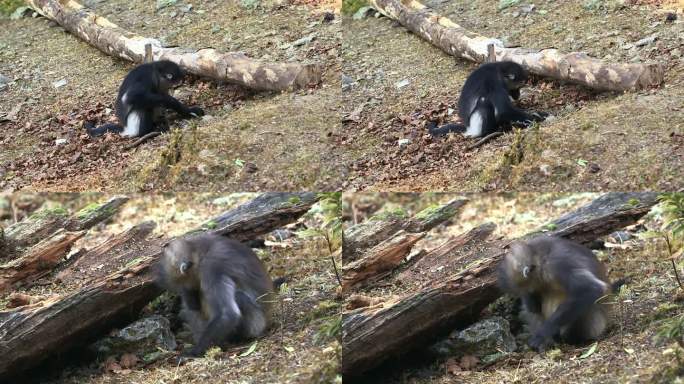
341,0,684,191
0,0,345,192
343,193,684,384
0,193,341,384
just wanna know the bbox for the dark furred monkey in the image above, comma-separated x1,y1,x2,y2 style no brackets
498,236,624,351
428,61,547,138
155,234,275,357
86,60,204,137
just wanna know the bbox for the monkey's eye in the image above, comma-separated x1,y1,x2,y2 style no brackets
165,73,174,80
180,261,193,274
506,74,516,80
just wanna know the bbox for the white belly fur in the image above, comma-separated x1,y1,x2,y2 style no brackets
122,111,141,137
465,110,484,137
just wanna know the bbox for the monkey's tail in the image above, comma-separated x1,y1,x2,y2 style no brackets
427,121,467,137
84,121,123,137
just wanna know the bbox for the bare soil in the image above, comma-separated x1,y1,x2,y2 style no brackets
341,0,684,191
0,0,346,192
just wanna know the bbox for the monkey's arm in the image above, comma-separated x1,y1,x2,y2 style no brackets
492,91,545,125
181,288,201,311
127,90,204,117
187,276,241,357
528,271,604,351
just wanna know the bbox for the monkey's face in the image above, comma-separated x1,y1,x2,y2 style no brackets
501,63,528,91
156,61,185,92
162,239,197,281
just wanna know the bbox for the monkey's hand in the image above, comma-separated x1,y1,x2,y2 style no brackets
528,331,554,352
530,111,548,121
187,106,205,118
182,347,205,358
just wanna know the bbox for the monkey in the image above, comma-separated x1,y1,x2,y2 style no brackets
427,61,547,138
155,234,276,357
86,60,204,138
497,235,625,351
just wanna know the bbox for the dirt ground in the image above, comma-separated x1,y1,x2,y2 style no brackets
342,193,684,384
341,0,684,191
0,0,345,192
0,193,342,383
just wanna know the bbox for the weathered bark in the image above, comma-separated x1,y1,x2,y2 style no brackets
368,0,664,91
342,192,658,377
0,192,318,380
342,231,426,290
343,198,467,262
3,196,128,251
26,0,322,91
0,197,129,291
0,230,85,293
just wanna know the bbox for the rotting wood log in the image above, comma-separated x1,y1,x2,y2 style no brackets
0,192,318,380
368,0,664,91
342,192,658,377
342,230,426,290
4,196,128,251
26,0,322,91
0,230,85,293
344,198,467,262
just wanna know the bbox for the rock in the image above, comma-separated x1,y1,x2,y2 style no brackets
292,33,316,47
341,74,355,91
635,34,658,47
156,0,178,10
397,138,411,148
395,79,410,89
608,231,632,243
55,138,68,146
353,6,374,20
52,78,67,88
90,315,177,356
0,74,11,86
429,317,517,359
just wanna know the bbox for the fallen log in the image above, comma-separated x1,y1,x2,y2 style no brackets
344,198,467,262
342,230,425,290
368,0,664,91
4,196,128,251
0,196,129,291
26,0,321,91
342,192,658,377
0,230,85,293
0,192,318,380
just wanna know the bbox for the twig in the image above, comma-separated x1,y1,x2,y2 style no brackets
125,131,161,150
467,131,504,150
325,232,342,286
665,235,683,289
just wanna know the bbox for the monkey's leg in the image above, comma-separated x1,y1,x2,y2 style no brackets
529,277,604,350
466,98,497,138
561,304,608,344
493,91,542,127
180,308,207,343
235,291,268,340
187,278,242,357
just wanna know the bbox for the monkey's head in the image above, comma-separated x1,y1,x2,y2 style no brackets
154,60,186,91
499,62,528,91
160,238,200,285
502,241,539,288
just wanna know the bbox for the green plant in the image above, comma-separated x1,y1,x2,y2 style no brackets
0,0,23,16
658,193,684,289
298,193,343,285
